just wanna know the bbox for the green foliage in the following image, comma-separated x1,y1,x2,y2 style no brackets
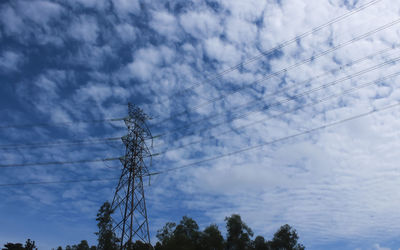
75,240,90,250
49,202,305,250
269,224,305,250
2,243,24,250
95,202,118,250
199,224,224,250
225,214,254,250
253,236,269,250
154,215,305,250
2,239,37,250
156,216,200,250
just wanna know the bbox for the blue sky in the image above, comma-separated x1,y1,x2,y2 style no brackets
1,0,400,249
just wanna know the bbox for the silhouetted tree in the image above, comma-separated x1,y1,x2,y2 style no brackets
156,216,201,250
253,236,269,250
56,247,63,250
24,240,37,250
96,202,118,250
225,214,253,250
199,224,224,250
3,239,37,250
269,224,305,250
129,241,152,250
156,222,176,248
75,240,90,250
2,243,24,250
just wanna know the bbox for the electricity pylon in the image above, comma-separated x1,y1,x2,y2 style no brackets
111,103,153,249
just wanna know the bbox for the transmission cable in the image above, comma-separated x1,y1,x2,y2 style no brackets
0,117,125,130
0,157,121,168
151,0,384,121
0,137,122,150
154,18,400,128
153,71,400,155
152,101,400,174
152,46,396,138
0,177,119,187
153,54,400,143
2,100,399,187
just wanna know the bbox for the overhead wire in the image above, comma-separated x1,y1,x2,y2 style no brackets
0,177,119,187
153,53,400,143
152,101,400,174
153,70,400,155
2,98,399,187
0,117,126,130
0,157,121,168
151,0,384,121
151,17,400,128
153,47,397,139
0,137,122,150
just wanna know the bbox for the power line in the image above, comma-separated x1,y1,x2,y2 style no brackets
0,157,121,168
153,71,400,155
0,137,122,150
153,54,400,142
151,0,384,121
0,177,119,187
2,97,399,187
153,101,400,174
0,117,125,130
153,47,398,139
151,17,400,127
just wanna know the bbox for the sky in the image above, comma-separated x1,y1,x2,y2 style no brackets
1,0,400,249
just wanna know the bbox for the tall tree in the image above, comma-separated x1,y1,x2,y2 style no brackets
75,240,90,250
156,216,201,250
225,214,253,250
253,236,269,250
24,240,37,250
199,224,224,250
2,243,24,250
96,202,118,250
156,222,176,249
269,224,305,250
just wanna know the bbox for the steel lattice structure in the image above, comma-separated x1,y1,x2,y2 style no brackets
111,103,152,249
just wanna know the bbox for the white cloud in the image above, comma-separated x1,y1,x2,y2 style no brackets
180,11,223,39
150,10,180,40
373,244,391,250
112,0,140,16
69,15,99,44
0,51,24,73
4,0,400,249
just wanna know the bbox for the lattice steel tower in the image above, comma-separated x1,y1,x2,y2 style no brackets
111,103,153,249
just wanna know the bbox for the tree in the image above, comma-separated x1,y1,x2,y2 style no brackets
253,236,269,250
75,240,90,250
2,239,37,250
199,224,224,250
24,240,37,250
156,216,200,250
225,214,253,250
2,243,24,250
156,222,176,247
130,241,152,250
96,202,118,250
173,216,200,249
269,224,305,250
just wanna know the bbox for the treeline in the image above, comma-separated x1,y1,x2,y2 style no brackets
3,202,305,250
153,214,305,250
